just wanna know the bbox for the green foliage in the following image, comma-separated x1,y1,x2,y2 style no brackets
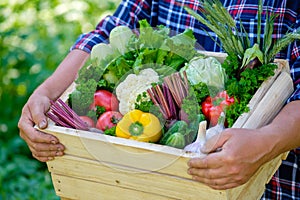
0,137,58,200
224,62,277,127
0,0,119,199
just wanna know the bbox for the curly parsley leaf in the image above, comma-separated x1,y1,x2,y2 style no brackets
134,92,154,112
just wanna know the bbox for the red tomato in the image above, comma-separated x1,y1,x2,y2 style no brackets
96,111,123,131
92,90,119,111
79,116,96,128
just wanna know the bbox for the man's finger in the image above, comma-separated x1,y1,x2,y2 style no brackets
30,148,64,158
191,175,242,190
188,164,228,180
27,139,64,152
18,106,54,143
188,152,224,169
20,120,59,144
29,99,50,129
32,154,54,162
201,129,231,153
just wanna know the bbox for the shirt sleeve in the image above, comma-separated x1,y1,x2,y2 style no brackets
287,55,300,102
70,0,153,53
287,15,300,102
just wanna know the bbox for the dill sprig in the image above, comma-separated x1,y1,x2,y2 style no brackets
262,12,277,63
184,0,250,61
268,33,300,63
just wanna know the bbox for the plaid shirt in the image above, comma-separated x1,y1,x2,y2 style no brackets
72,0,300,198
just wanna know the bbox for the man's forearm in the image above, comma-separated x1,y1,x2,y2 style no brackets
259,100,300,160
34,49,89,100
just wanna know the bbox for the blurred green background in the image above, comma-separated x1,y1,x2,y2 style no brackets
0,0,119,199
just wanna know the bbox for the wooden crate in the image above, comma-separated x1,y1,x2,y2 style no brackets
41,52,294,200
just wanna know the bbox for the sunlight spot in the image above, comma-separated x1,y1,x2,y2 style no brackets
7,68,20,79
30,64,42,74
0,124,8,133
17,83,27,96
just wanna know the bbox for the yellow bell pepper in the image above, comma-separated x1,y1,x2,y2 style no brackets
116,109,162,142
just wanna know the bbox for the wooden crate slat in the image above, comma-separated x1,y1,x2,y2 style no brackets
42,126,201,179
48,155,226,200
51,173,178,200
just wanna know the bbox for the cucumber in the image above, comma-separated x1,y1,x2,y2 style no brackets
160,120,188,148
164,132,186,149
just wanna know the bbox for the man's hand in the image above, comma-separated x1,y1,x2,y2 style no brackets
18,93,65,162
18,49,90,162
187,128,273,190
187,101,300,190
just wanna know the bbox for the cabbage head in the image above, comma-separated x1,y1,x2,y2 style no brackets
183,56,227,91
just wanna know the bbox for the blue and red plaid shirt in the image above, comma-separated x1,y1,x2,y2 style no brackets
72,0,300,198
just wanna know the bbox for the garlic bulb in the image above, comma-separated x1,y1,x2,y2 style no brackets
184,121,207,153
184,112,226,154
